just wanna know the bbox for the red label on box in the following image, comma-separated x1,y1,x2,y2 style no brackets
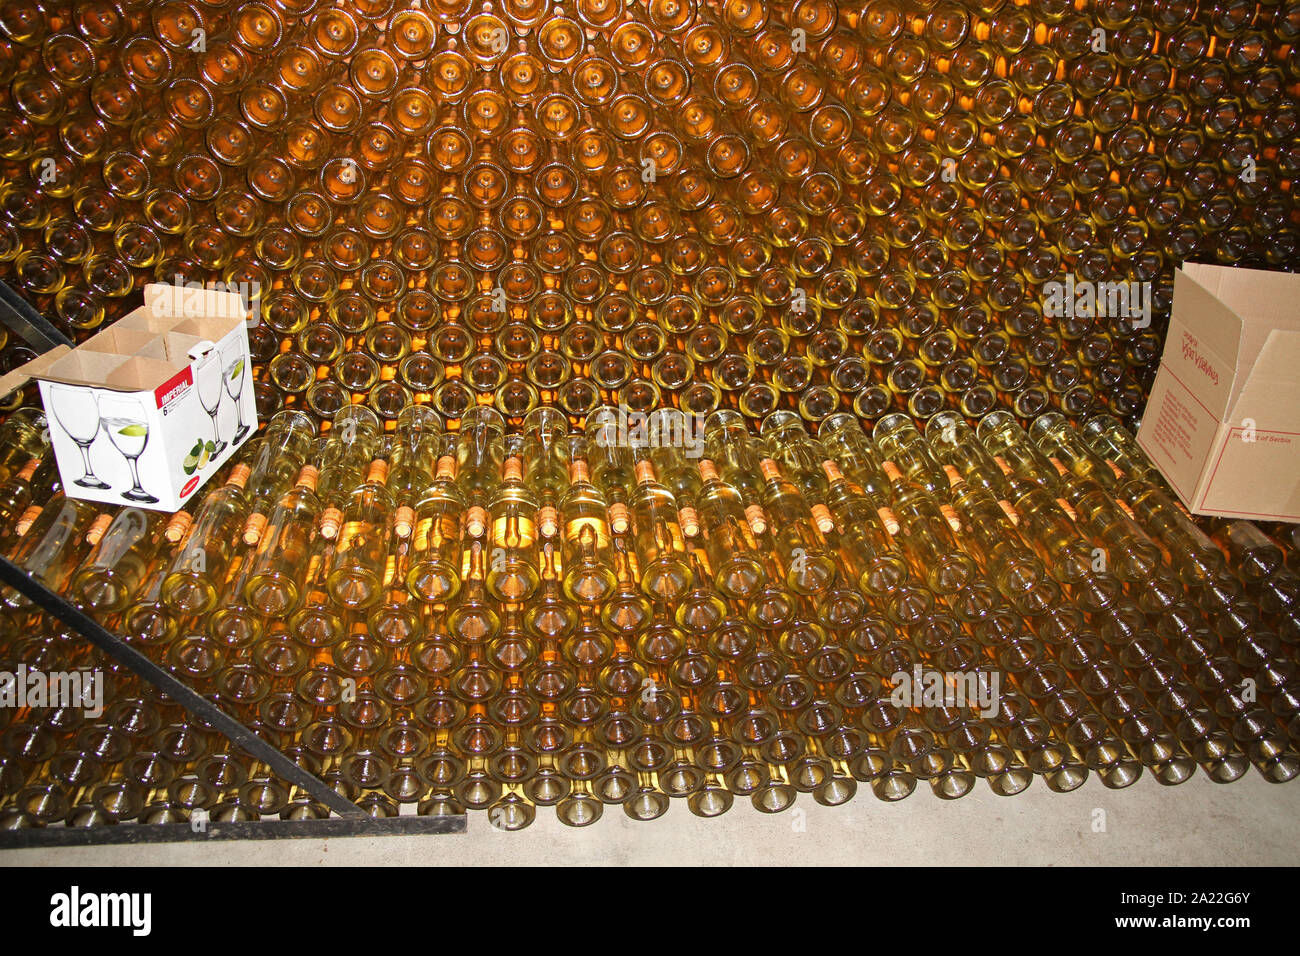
154,367,193,411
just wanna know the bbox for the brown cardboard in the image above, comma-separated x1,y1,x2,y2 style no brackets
1137,263,1300,522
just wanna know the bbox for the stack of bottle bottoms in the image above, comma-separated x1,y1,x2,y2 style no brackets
0,401,1296,830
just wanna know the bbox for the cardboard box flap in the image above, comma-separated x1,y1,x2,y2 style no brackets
104,354,185,392
1230,329,1300,428
40,348,131,388
170,315,244,342
113,306,180,336
145,283,248,324
1182,263,1300,407
1165,269,1242,418
1182,263,1300,330
78,327,169,362
0,345,71,397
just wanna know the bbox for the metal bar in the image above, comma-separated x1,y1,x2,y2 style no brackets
0,554,365,819
0,281,72,351
0,814,466,849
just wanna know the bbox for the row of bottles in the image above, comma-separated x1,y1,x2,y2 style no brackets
2,403,1298,828
2,0,1298,429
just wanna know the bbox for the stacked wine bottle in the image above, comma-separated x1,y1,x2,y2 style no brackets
0,1,1295,426
0,403,1297,829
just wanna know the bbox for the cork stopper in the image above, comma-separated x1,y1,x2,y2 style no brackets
1049,457,1069,477
435,455,456,480
997,499,1020,526
393,505,416,538
296,465,319,492
678,505,699,537
503,457,523,482
1116,498,1137,520
634,459,655,485
164,510,193,543
226,463,250,489
993,455,1012,475
365,459,389,485
1106,460,1126,480
1055,497,1078,521
569,459,590,483
84,513,112,546
810,503,834,534
320,506,344,539
942,464,964,489
697,459,719,482
242,512,268,545
15,504,42,537
939,503,963,534
822,460,843,483
466,504,488,537
876,506,901,536
881,461,903,482
538,504,559,538
744,503,767,535
607,501,630,534
759,459,781,481
16,458,38,482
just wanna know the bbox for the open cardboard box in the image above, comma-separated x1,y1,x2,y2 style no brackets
1136,263,1300,522
0,283,257,511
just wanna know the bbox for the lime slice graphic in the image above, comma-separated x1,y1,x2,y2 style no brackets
118,424,147,437
229,359,245,380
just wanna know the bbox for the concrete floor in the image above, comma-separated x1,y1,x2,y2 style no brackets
1,770,1296,866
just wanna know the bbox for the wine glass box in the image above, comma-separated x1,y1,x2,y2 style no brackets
0,283,257,511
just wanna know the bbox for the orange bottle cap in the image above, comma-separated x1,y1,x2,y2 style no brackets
811,503,834,534
85,513,112,546
297,465,319,491
607,501,630,534
243,512,268,545
164,510,193,543
678,505,699,537
320,506,344,539
538,504,559,538
15,504,42,537
466,504,488,537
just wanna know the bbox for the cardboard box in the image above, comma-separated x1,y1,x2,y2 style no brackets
1136,263,1300,522
0,283,257,511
